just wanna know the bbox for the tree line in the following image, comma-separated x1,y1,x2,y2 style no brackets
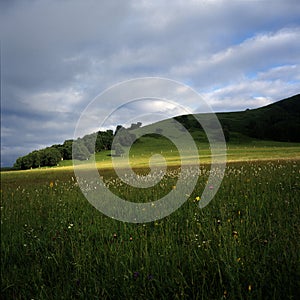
13,123,142,170
13,130,114,170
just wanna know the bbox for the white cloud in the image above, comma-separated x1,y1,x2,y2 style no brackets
203,71,300,112
172,27,300,88
22,88,85,113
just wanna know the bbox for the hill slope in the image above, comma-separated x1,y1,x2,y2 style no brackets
175,94,300,143
11,94,300,170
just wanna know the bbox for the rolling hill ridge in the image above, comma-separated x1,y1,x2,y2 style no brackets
12,94,300,170
175,93,300,143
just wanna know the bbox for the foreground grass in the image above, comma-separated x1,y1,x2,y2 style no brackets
1,160,300,299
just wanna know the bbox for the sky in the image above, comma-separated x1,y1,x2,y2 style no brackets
1,0,300,167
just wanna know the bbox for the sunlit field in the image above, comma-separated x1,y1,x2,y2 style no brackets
1,156,299,299
60,141,300,170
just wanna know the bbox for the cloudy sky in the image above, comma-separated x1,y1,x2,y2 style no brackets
1,0,300,167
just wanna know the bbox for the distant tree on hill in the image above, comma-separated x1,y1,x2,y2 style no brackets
13,147,61,170
13,157,22,170
61,140,73,160
82,134,96,153
129,122,142,130
115,125,123,135
114,126,136,147
114,143,125,156
40,147,61,166
72,140,90,160
30,150,41,168
96,130,113,151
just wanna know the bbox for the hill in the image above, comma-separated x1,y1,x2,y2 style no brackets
175,94,300,143
217,94,300,142
12,94,300,170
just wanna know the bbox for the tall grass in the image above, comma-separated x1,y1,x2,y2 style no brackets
1,160,299,299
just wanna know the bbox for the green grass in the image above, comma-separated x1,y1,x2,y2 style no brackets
1,158,300,299
56,138,300,170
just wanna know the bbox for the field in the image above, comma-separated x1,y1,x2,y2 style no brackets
1,143,300,299
60,138,300,170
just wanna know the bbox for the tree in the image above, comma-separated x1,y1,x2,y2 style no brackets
21,155,33,169
82,134,96,154
40,148,61,166
95,130,114,152
115,125,124,135
72,141,90,160
62,140,73,160
129,122,142,130
30,150,41,168
115,127,136,147
101,130,113,150
13,157,23,170
114,143,125,156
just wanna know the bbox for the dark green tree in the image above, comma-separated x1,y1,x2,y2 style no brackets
114,143,125,156
82,134,96,154
62,140,73,160
40,148,61,166
30,150,41,168
97,130,113,150
72,141,90,160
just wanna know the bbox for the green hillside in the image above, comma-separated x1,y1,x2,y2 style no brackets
218,94,300,142
11,94,300,170
175,94,300,143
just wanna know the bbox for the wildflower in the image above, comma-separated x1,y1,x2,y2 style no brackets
133,271,139,280
209,185,214,190
49,181,54,188
113,233,117,239
195,196,201,202
217,219,221,225
232,231,238,238
172,185,176,189
129,236,133,241
236,257,241,263
248,284,252,292
223,290,228,298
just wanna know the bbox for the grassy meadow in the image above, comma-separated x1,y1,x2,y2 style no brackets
60,138,300,170
1,142,300,299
